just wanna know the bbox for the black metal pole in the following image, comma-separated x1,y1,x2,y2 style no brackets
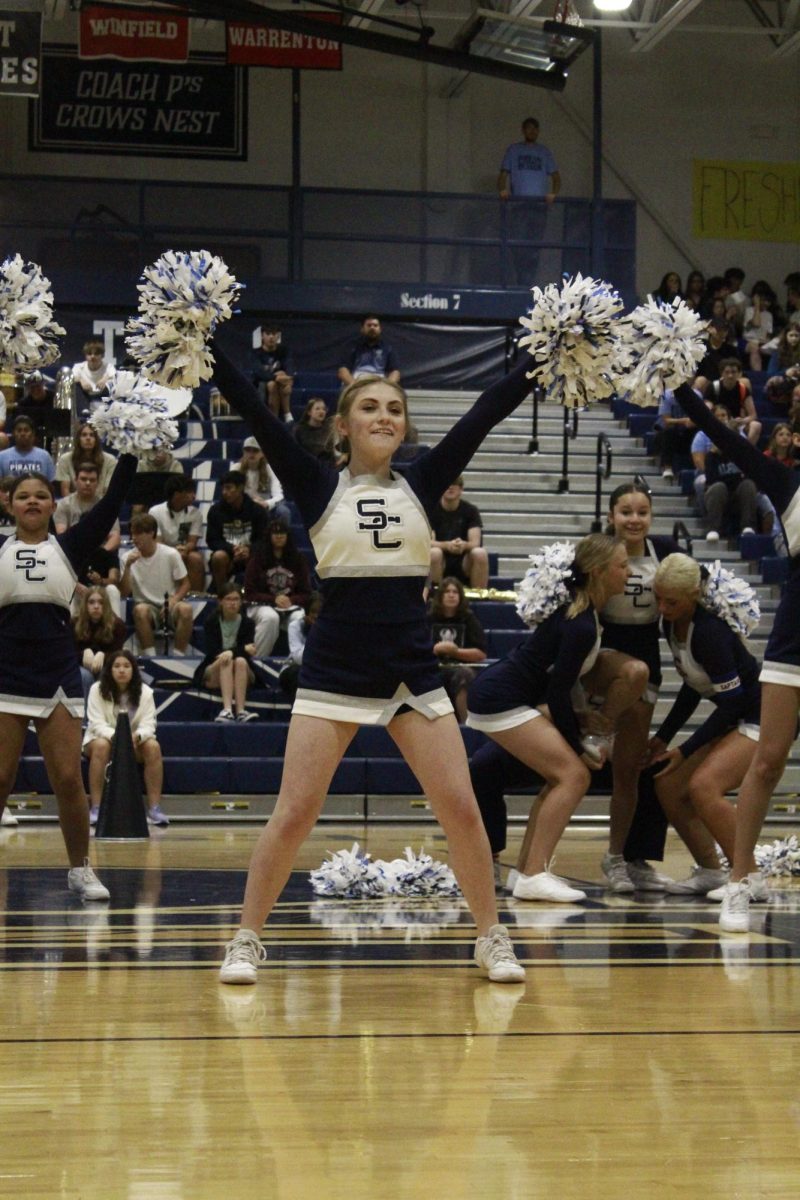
557,406,570,493
528,387,540,455
590,30,604,281
289,67,302,282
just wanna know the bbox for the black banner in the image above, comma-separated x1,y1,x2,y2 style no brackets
0,7,42,97
29,45,247,159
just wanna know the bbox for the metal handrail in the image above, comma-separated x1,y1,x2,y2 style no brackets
633,471,652,497
672,520,694,557
557,406,580,493
590,433,613,531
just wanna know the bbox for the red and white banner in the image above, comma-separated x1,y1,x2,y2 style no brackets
79,5,189,63
226,13,342,70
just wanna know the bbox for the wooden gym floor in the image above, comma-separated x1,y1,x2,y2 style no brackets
1,822,799,1199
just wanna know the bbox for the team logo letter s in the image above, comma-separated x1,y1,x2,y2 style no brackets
355,498,404,550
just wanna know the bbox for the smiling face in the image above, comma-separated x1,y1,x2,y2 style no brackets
610,490,652,549
11,476,55,538
336,381,406,469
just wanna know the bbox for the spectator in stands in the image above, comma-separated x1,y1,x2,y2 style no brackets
208,385,230,418
149,474,206,593
278,592,322,701
652,388,697,480
766,325,800,380
699,275,728,320
683,270,705,311
702,359,761,445
72,587,128,700
83,650,168,827
429,476,489,589
699,404,759,542
0,414,55,481
763,423,797,468
252,323,294,422
243,516,312,657
120,513,194,656
708,299,737,346
131,445,186,515
428,577,486,722
15,371,56,445
72,339,116,411
294,398,338,463
743,280,776,370
694,318,740,383
207,470,268,594
653,272,682,304
236,436,291,521
136,445,184,478
723,267,748,335
784,271,800,325
0,475,14,542
194,584,258,723
338,315,400,386
55,462,121,552
54,423,117,497
497,116,560,283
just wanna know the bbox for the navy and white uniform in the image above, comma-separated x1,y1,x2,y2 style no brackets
212,345,534,725
656,605,761,757
0,455,137,718
466,605,601,753
677,384,800,688
600,535,679,705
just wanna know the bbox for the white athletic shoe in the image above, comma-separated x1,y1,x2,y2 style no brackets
513,871,587,903
474,924,526,983
626,859,673,891
601,852,635,894
707,872,769,903
664,865,728,895
506,868,521,894
67,860,110,902
220,930,267,984
1,807,18,827
719,880,751,933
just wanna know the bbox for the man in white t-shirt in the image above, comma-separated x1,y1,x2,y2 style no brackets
54,462,121,550
120,513,194,656
149,475,206,592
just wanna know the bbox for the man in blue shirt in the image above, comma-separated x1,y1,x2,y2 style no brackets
338,316,400,386
0,414,56,480
498,117,560,286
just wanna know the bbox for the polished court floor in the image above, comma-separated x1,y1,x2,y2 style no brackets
1,822,799,1199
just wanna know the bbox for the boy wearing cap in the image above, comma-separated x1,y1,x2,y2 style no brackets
207,470,269,594
0,414,56,480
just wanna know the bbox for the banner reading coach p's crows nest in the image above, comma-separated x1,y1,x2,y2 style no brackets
29,45,247,159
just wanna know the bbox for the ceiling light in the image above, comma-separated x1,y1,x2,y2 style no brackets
593,0,634,12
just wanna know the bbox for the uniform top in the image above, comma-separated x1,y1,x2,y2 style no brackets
601,536,678,627
656,605,761,759
211,343,534,627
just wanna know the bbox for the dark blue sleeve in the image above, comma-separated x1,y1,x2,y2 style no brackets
406,356,535,511
59,453,137,572
212,341,336,527
675,614,756,759
676,384,798,514
545,609,598,755
655,684,702,748
651,535,681,560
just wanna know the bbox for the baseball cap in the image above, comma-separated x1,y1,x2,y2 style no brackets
243,436,260,450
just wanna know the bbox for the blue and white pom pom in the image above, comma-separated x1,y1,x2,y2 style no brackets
516,541,577,626
310,843,459,899
614,296,707,407
755,835,800,877
125,250,241,388
89,371,180,456
0,254,66,369
382,847,460,898
517,273,623,408
701,561,760,639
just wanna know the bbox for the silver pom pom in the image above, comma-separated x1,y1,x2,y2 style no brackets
89,370,180,455
755,835,800,877
516,541,577,626
518,273,623,408
125,250,242,387
310,843,459,898
701,560,760,638
0,254,65,369
614,296,707,407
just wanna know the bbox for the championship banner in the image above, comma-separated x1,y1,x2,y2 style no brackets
0,3,42,97
29,47,247,160
79,4,189,63
693,159,800,245
226,13,342,69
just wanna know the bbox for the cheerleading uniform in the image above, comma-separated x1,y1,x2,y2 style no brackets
600,535,678,705
656,605,761,757
0,455,137,718
677,384,800,688
466,605,601,753
212,345,534,725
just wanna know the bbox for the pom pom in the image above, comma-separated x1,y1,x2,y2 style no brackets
125,250,241,387
310,899,461,943
517,273,623,408
0,254,65,369
310,843,459,899
614,296,707,407
755,835,800,877
701,561,760,638
515,541,577,626
89,370,180,455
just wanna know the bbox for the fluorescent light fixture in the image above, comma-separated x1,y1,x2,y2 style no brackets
593,0,634,12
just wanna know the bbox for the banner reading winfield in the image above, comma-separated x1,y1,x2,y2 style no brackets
79,4,189,63
226,13,342,69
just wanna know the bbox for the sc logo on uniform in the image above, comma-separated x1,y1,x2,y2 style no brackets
14,547,47,582
355,498,404,550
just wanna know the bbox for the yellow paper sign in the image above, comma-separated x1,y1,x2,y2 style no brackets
693,159,800,243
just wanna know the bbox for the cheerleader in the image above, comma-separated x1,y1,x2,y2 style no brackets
647,553,763,898
211,345,534,984
0,453,137,897
675,385,800,930
466,534,637,902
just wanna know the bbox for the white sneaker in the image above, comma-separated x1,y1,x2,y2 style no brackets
707,872,769,903
741,527,755,536
719,880,751,933
220,930,267,984
665,865,728,895
706,530,720,543
626,859,673,891
215,709,235,723
474,924,526,983
1,807,18,827
513,871,587,903
661,466,674,480
601,852,635,894
506,867,521,894
67,859,110,902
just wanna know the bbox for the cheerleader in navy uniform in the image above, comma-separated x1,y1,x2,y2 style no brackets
674,385,800,930
212,344,533,984
648,552,764,900
0,454,137,898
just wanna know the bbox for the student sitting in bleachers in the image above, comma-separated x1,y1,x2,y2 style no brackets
236,436,292,521
193,584,258,723
294,398,339,463
243,516,312,657
207,470,268,595
427,577,486,722
54,423,117,498
72,587,128,701
766,325,800,383
149,474,207,593
278,592,322,701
